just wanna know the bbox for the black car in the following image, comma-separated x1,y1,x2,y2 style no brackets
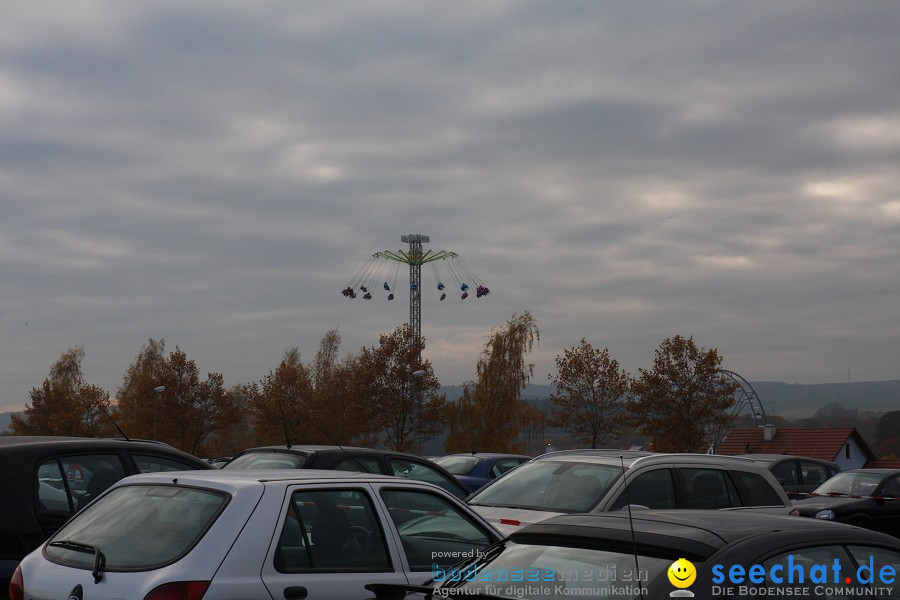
222,445,471,500
0,436,212,598
740,453,840,500
794,468,900,536
370,510,900,600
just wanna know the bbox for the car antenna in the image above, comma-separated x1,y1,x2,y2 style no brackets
620,455,645,600
99,402,130,441
282,421,292,449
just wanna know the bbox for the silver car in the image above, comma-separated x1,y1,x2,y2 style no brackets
467,450,797,535
12,469,502,600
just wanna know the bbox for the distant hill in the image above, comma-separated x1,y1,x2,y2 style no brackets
749,380,900,418
0,412,12,434
441,380,900,419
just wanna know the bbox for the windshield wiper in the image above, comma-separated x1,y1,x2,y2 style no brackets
48,540,106,583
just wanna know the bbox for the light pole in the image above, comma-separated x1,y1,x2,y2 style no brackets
411,370,426,454
152,385,165,441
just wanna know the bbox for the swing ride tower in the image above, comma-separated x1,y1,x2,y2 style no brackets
342,233,490,369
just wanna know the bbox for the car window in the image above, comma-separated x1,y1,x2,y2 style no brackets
491,458,526,478
679,468,740,509
730,470,786,507
388,458,467,500
880,476,900,498
380,489,492,571
610,468,676,510
434,455,482,476
37,460,74,512
771,461,798,486
45,484,226,569
275,489,390,572
815,472,884,496
223,452,306,469
332,457,382,474
132,454,199,473
798,461,829,488
469,460,621,513
37,455,128,513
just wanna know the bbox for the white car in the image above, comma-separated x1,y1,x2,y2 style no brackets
11,469,502,600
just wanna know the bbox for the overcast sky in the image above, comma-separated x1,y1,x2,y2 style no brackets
2,1,899,414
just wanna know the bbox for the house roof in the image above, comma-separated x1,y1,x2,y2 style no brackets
866,459,900,469
717,427,875,462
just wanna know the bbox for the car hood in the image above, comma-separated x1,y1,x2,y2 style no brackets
468,505,565,536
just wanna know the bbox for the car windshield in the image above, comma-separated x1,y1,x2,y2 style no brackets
434,455,483,475
813,472,885,497
436,539,672,599
223,452,307,469
468,461,621,512
45,484,227,569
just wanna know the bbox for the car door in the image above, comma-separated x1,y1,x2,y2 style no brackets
872,474,900,537
770,460,802,499
34,453,128,535
675,467,741,510
261,484,408,600
606,467,678,510
375,484,498,583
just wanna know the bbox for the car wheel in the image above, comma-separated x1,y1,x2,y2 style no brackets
848,516,872,529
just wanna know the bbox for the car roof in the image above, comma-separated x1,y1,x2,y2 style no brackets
512,510,890,559
737,453,838,465
533,449,761,468
441,453,531,459
115,468,444,493
236,445,414,456
0,436,194,456
843,468,899,475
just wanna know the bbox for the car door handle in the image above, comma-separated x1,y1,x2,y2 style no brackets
284,587,308,599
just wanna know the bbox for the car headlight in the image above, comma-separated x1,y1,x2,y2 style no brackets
815,509,835,520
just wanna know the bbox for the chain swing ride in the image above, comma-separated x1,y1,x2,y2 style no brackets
342,234,490,366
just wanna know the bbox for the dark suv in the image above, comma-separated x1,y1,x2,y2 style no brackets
467,449,796,535
0,436,211,597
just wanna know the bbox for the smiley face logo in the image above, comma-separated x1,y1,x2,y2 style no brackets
667,558,696,588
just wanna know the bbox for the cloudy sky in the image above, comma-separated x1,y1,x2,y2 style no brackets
2,1,899,414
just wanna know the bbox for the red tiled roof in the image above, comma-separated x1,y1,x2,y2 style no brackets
866,459,900,468
718,427,874,462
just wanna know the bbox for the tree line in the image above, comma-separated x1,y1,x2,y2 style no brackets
6,310,747,457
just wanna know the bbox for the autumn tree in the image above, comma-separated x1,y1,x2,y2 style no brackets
875,410,900,458
114,338,167,438
357,324,446,453
627,335,738,452
445,311,543,454
548,339,629,448
115,339,240,455
9,346,114,437
246,347,318,446
310,329,380,447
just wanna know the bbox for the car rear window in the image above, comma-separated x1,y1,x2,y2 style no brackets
44,485,227,570
224,452,307,469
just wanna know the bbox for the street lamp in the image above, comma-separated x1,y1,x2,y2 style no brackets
411,370,426,454
152,385,165,441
